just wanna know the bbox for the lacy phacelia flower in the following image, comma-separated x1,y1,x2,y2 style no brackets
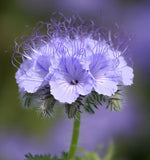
50,57,93,104
13,13,134,118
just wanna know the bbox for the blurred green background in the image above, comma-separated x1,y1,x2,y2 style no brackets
0,0,150,160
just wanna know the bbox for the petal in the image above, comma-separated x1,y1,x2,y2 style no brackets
49,57,93,103
76,71,93,95
16,57,51,93
87,53,119,96
35,55,51,72
121,67,134,85
50,73,79,104
16,67,44,93
94,77,118,96
117,57,134,85
89,54,114,77
76,82,93,96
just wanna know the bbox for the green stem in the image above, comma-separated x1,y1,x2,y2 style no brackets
68,114,81,160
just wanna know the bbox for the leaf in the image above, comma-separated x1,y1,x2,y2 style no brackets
24,152,68,160
103,143,114,160
84,91,106,114
22,92,34,108
81,153,101,160
106,91,122,111
65,96,83,119
25,153,51,160
25,153,34,160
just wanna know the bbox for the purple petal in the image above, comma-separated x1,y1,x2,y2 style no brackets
117,57,134,85
88,53,119,96
15,56,51,93
94,77,118,96
16,67,45,93
50,57,93,103
50,74,79,104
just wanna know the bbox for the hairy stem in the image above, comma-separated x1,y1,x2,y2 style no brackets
68,114,81,160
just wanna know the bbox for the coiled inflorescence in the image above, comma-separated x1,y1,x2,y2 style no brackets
13,12,134,118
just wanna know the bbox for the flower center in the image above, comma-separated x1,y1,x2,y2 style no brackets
70,80,78,85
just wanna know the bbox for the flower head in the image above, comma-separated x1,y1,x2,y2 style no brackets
13,12,134,118
50,56,93,104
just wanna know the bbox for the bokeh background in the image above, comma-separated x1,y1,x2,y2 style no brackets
0,0,150,159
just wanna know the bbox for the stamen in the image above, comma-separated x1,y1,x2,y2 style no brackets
70,80,78,85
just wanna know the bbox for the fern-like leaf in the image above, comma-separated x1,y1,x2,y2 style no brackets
84,91,106,114
25,152,68,160
84,90,122,113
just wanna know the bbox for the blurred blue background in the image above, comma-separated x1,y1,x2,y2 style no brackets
0,0,150,159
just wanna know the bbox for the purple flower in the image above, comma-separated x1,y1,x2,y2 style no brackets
13,13,134,117
87,53,118,96
50,56,93,104
15,55,51,93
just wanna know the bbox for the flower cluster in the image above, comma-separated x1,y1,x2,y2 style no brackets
13,13,134,118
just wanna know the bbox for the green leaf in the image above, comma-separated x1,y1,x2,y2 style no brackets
24,143,114,160
24,152,68,160
81,153,101,160
84,91,108,114
25,153,34,160
25,153,51,160
65,96,84,119
23,92,33,108
106,91,122,111
103,143,114,160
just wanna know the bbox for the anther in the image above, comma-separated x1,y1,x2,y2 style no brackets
70,80,78,85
